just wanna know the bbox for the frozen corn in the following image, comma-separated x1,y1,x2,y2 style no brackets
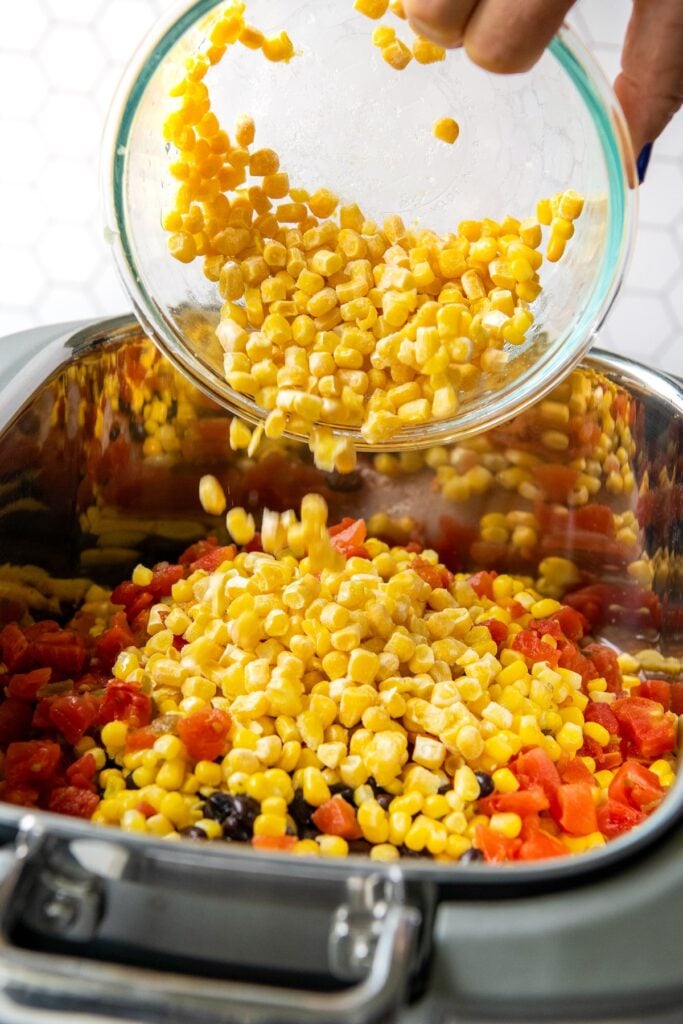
162,1,584,473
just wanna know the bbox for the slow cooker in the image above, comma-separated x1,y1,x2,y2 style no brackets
0,315,680,1024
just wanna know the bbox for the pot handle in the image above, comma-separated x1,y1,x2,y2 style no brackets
0,818,421,1024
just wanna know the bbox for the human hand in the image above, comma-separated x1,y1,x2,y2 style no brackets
403,0,683,167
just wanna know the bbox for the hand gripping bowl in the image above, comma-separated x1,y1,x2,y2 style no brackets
104,0,636,449
0,316,681,1024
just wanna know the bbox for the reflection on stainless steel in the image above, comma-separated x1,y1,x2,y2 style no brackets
0,318,681,660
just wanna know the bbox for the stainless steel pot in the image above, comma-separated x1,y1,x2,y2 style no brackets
0,316,681,1024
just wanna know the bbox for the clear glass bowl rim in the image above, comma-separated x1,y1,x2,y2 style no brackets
103,2,638,451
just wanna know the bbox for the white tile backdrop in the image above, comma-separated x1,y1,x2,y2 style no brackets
1,1,682,371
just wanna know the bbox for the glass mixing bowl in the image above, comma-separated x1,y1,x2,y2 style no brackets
104,0,636,449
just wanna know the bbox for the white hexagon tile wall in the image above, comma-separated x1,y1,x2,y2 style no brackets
1,1,682,372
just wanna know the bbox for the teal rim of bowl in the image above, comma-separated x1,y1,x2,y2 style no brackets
106,6,636,447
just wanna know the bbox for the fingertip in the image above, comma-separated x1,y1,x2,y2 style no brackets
463,34,536,74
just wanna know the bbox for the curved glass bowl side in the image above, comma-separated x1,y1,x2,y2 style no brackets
104,4,637,448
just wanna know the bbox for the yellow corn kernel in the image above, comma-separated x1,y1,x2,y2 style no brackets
413,37,446,63
262,31,294,63
226,506,256,546
433,117,460,145
489,812,522,839
382,38,412,69
355,0,389,16
198,475,227,516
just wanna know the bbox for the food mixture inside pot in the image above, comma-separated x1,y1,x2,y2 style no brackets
0,489,677,864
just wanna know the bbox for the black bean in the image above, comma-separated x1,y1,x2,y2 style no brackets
129,419,147,442
203,792,259,832
397,846,426,860
124,774,138,790
330,784,355,804
474,771,494,798
347,839,372,855
289,791,315,832
182,827,208,840
459,847,484,864
109,423,121,442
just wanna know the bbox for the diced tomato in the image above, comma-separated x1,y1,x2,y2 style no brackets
49,694,99,745
5,740,61,785
467,571,497,599
557,644,598,686
635,680,671,712
533,464,579,503
95,613,135,671
518,829,569,861
125,727,158,752
474,824,520,863
582,644,621,692
411,557,454,591
147,564,186,599
311,796,363,840
608,761,664,810
557,782,598,836
551,607,587,643
135,802,157,818
329,519,369,559
111,580,140,608
251,835,297,852
481,619,508,646
578,735,623,771
177,707,232,762
597,798,645,839
6,667,52,701
1,784,40,807
512,629,560,667
433,515,478,573
573,505,615,536
98,681,152,730
584,702,619,735
611,696,677,760
565,583,660,632
30,630,87,676
0,623,32,672
188,546,237,573
179,537,219,566
0,698,33,746
560,758,596,787
47,786,99,819
66,752,98,790
512,748,562,804
479,787,550,817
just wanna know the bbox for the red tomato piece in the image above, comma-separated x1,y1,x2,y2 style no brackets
95,613,135,671
125,727,158,752
573,505,615,536
474,824,520,863
1,784,40,808
0,698,33,746
410,557,454,591
518,830,569,861
533,464,579,503
584,702,619,735
311,796,363,840
0,623,32,672
467,571,497,599
557,644,598,686
635,680,671,712
5,740,61,785
551,607,588,643
608,761,663,810
188,546,237,573
560,758,595,787
329,519,369,559
251,835,297,852
177,707,232,762
481,619,508,646
147,564,186,599
49,694,99,745
479,787,550,817
597,799,645,839
29,630,87,676
179,537,219,566
135,802,157,818
98,681,152,730
513,748,562,803
48,786,99,819
6,667,52,701
512,630,560,667
582,644,621,692
611,696,677,760
66,752,98,790
557,782,598,836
